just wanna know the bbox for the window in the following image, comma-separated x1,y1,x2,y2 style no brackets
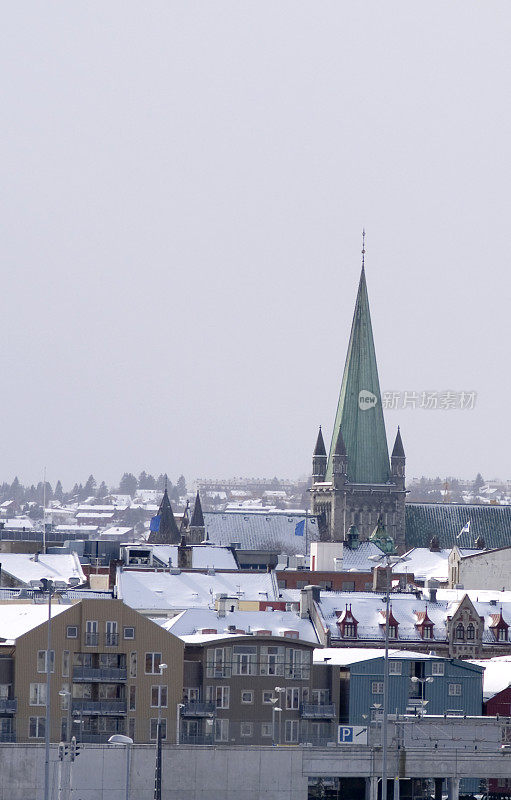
85,620,98,646
124,627,135,640
497,628,508,642
286,648,310,680
183,687,200,702
455,623,464,641
422,626,433,640
129,686,136,711
260,646,285,677
206,647,231,678
105,621,119,647
343,622,357,638
62,651,69,678
29,716,46,738
29,683,47,706
286,688,300,710
37,650,54,673
61,717,68,742
232,645,257,676
448,683,462,696
389,662,402,675
206,686,230,709
60,684,70,709
0,685,9,699
240,721,253,737
285,719,299,743
312,689,330,704
151,686,168,708
66,626,78,639
261,722,273,738
214,718,229,742
150,718,167,740
262,691,274,704
129,652,137,678
388,625,397,639
145,652,162,674
431,662,445,676
466,624,475,641
241,690,253,704
128,718,135,740
372,682,384,694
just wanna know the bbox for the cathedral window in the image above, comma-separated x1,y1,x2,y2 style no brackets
466,623,475,641
455,623,465,641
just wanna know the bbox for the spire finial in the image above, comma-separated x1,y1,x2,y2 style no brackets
361,228,366,269
164,473,168,491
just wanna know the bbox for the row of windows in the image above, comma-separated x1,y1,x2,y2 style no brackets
183,687,330,706
385,662,445,677
208,719,300,743
28,716,166,741
203,685,321,710
36,650,164,676
206,646,311,679
66,622,135,643
371,680,460,695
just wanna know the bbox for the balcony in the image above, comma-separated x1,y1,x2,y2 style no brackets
84,633,99,646
300,703,336,719
105,633,119,647
181,702,216,718
72,699,127,715
0,699,17,714
179,733,214,745
73,667,127,682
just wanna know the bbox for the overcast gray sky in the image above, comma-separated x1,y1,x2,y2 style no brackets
1,2,510,488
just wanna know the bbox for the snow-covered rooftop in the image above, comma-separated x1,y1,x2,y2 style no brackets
0,552,86,587
313,647,442,666
160,607,319,643
0,603,69,644
469,656,511,700
117,569,279,613
151,544,238,571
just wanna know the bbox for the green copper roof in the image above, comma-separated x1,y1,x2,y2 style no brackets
326,266,390,484
405,503,511,550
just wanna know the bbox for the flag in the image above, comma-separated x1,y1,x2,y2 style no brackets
294,519,305,537
457,520,470,539
150,514,161,533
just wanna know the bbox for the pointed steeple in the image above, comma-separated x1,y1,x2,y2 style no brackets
312,426,327,483
148,485,180,544
190,491,205,528
314,426,326,456
392,427,405,458
326,247,390,484
334,426,347,456
333,426,348,481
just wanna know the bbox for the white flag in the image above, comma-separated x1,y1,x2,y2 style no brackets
457,520,470,539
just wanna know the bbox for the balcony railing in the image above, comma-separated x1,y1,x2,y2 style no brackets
105,633,119,647
0,699,17,714
179,733,214,745
73,667,127,682
72,699,127,715
79,732,123,743
84,633,99,646
181,702,216,718
300,703,336,719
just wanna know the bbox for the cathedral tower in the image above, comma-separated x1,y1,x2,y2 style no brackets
310,240,406,551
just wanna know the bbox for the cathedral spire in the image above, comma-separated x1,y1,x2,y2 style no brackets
148,483,180,544
325,250,390,484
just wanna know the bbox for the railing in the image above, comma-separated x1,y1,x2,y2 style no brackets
72,699,127,715
78,732,124,743
105,633,119,647
0,699,17,714
300,703,336,718
73,667,127,682
181,702,216,717
84,633,99,646
179,733,214,745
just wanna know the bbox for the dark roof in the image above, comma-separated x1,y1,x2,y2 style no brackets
405,503,511,550
203,511,320,554
334,426,347,457
148,488,180,544
391,427,405,458
190,492,205,527
314,427,326,457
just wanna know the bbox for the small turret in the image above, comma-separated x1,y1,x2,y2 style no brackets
391,427,406,488
346,524,359,550
332,426,348,485
189,491,206,544
312,427,327,483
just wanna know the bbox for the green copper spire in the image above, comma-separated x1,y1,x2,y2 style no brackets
326,250,391,484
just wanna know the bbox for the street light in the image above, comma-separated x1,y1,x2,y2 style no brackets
369,552,409,800
108,734,133,800
410,676,434,715
274,687,285,745
176,703,184,746
58,689,71,742
39,577,55,800
154,662,167,800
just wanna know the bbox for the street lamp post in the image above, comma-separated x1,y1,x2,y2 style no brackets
410,676,434,715
369,552,409,800
40,577,55,800
58,689,71,743
154,662,167,800
108,734,134,800
176,703,184,745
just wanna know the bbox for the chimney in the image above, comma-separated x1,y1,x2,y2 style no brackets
426,578,439,603
217,594,227,618
299,585,321,619
34,552,39,562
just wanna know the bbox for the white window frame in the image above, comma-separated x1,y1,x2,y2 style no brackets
214,718,229,742
29,716,46,738
389,661,402,675
123,627,135,640
240,721,253,737
151,685,168,708
145,652,162,675
29,683,47,706
448,683,462,696
261,722,273,738
241,690,254,704
66,626,78,639
286,687,300,710
372,682,384,694
150,718,167,740
262,690,274,704
431,662,445,676
284,719,299,743
37,650,54,674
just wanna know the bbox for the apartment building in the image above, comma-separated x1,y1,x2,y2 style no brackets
1,599,183,744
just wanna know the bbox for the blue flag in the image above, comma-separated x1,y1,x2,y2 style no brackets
150,514,161,533
294,519,305,537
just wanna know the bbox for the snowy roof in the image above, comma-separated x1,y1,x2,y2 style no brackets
469,656,511,700
0,552,86,587
160,607,319,643
393,548,452,584
313,647,444,666
116,569,279,612
55,525,99,533
0,517,35,530
151,544,238,571
203,511,320,554
0,603,69,644
76,512,115,519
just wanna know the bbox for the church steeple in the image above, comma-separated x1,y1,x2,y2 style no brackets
391,427,406,488
189,490,206,544
312,426,327,482
148,482,180,544
326,247,390,484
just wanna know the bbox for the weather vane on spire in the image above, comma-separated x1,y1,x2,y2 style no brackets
362,229,366,268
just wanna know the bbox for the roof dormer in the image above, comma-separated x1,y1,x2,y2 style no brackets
379,605,399,639
337,604,358,639
415,606,434,640
490,609,509,642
